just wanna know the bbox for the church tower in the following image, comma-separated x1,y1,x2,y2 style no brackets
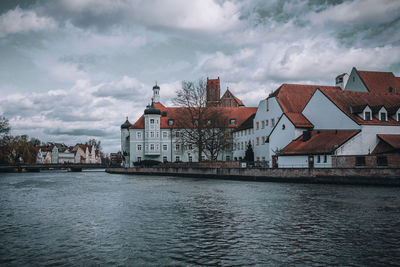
206,77,221,107
153,83,160,103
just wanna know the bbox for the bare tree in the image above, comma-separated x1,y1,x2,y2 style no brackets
0,116,10,137
173,79,231,161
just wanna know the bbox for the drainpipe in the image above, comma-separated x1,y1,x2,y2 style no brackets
170,128,173,162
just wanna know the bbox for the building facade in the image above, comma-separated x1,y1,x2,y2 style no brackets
121,80,256,167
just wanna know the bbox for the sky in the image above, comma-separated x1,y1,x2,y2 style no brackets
0,0,399,153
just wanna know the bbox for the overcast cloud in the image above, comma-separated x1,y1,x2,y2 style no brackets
0,0,399,153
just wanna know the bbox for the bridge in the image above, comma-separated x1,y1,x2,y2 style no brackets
0,163,107,173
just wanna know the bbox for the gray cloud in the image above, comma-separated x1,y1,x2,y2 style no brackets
46,128,108,137
0,0,399,153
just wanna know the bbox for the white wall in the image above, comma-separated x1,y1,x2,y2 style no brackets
278,155,332,168
303,89,360,130
268,114,296,162
233,128,253,160
253,97,283,160
337,125,400,155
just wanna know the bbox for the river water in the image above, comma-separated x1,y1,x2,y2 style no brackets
0,171,399,266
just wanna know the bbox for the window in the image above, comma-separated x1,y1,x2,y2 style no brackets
163,156,168,163
365,111,371,121
194,120,198,125
261,121,265,129
168,119,174,126
137,157,141,162
188,144,193,150
233,143,236,150
163,144,168,151
241,142,244,150
137,144,142,151
355,156,366,166
230,119,236,125
150,144,154,150
282,124,285,130
188,156,193,162
137,132,142,139
226,156,230,161
377,156,388,166
156,144,159,150
175,131,180,137
163,131,168,138
175,144,180,151
389,87,396,93
266,99,269,111
317,155,321,163
201,155,205,161
380,112,387,122
256,137,259,146
266,120,268,126
271,119,275,127
150,131,154,138
150,119,154,124
262,157,265,161
324,155,327,163
352,76,355,82
207,119,212,125
398,113,400,122
175,156,180,162
256,157,260,161
256,122,259,130
262,136,265,145
156,131,159,138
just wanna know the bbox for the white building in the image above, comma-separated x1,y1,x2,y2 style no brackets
121,81,257,167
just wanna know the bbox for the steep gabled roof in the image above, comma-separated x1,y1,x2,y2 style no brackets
269,84,340,128
280,130,360,155
130,102,257,129
234,113,255,132
319,88,400,126
358,70,400,94
221,89,244,106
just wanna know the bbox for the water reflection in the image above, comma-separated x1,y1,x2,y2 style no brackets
0,172,399,266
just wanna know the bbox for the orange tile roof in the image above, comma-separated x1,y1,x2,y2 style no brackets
269,84,340,127
377,134,400,149
280,130,360,155
358,70,400,94
320,88,400,126
131,102,257,129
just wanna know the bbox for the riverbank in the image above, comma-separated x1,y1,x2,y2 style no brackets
106,167,400,186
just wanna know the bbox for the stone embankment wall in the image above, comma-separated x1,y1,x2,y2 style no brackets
107,167,400,186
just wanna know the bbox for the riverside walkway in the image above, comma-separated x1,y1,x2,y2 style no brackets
0,163,106,172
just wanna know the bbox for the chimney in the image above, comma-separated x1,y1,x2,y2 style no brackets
302,130,311,142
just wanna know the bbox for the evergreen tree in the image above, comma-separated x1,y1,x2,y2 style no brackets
244,141,254,162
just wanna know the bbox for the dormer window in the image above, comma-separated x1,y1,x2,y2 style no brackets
398,112,400,122
336,77,343,84
168,119,174,126
389,87,396,93
380,112,387,122
230,119,236,125
364,111,371,121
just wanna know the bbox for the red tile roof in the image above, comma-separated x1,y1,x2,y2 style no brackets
285,112,313,128
269,84,340,128
377,134,400,149
320,88,400,126
358,70,400,94
280,130,360,155
130,102,257,129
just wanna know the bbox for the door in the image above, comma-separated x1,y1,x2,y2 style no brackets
308,155,314,168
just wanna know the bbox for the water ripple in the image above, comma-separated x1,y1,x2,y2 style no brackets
0,173,400,266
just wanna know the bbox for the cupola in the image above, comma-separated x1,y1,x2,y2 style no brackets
144,101,161,115
121,117,132,129
152,82,160,103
